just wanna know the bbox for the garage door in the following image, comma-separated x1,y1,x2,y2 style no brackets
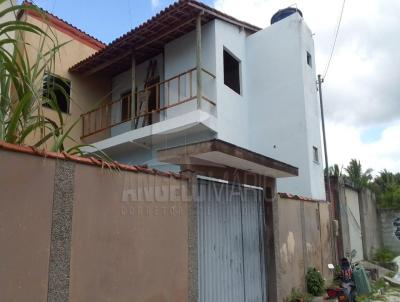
198,179,267,302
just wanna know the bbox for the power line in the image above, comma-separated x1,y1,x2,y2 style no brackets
323,0,346,80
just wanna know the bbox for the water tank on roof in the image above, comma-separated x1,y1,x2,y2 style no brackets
271,7,303,24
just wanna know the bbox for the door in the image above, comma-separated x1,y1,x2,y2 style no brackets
197,179,267,302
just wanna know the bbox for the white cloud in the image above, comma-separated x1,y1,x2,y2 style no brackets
214,0,400,173
327,122,400,174
151,0,160,9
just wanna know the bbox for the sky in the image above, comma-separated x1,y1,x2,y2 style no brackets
29,0,400,174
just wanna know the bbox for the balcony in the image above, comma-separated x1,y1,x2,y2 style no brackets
81,68,216,145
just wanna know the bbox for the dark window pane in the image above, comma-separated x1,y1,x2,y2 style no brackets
223,50,241,94
307,51,312,67
121,92,131,121
43,73,71,114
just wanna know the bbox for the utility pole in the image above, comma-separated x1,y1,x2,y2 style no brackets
318,74,338,264
317,74,331,202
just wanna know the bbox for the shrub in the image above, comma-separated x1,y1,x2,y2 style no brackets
285,288,312,302
306,267,325,296
373,247,397,263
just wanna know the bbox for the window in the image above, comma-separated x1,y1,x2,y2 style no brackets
307,51,312,67
313,146,319,163
120,92,132,121
43,73,71,114
223,49,241,94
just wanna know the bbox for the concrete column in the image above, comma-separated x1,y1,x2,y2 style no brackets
47,161,75,302
196,13,202,110
131,54,136,119
181,170,198,302
264,179,279,302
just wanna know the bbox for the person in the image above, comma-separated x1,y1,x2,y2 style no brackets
340,257,356,302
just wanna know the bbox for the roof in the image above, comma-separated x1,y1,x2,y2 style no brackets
278,192,325,203
69,0,261,76
19,1,105,51
157,139,298,178
0,141,185,179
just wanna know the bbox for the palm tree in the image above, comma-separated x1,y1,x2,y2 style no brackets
344,159,373,190
325,164,343,178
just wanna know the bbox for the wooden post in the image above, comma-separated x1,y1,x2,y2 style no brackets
196,13,202,110
131,54,136,124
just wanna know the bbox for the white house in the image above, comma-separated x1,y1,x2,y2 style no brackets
71,1,325,200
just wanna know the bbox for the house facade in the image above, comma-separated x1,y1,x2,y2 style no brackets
68,1,325,200
0,2,333,301
16,1,108,150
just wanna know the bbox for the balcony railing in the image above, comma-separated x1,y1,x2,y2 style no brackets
81,68,216,139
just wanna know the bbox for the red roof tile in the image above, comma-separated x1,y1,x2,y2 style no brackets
69,0,260,75
278,192,326,203
20,1,105,51
0,141,187,180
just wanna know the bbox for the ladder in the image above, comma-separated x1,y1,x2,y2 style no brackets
134,60,157,129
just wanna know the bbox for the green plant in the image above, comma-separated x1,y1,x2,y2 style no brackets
285,288,312,302
373,247,397,263
306,267,325,296
344,159,373,190
0,1,110,160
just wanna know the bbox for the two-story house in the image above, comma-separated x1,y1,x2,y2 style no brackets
3,2,329,301
68,1,325,200
12,0,323,199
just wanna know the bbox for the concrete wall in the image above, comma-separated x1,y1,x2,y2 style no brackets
345,187,364,262
329,177,384,261
246,14,324,200
276,196,333,301
0,148,191,302
0,150,55,302
70,165,189,302
359,188,382,259
379,209,400,253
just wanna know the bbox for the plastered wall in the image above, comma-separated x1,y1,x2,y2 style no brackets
276,196,333,301
0,148,191,302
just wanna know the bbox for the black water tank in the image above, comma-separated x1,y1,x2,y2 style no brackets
271,7,303,24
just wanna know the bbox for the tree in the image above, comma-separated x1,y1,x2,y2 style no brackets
344,159,373,190
325,164,343,178
373,169,400,209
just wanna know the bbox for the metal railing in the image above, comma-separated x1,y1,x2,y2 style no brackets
81,67,215,139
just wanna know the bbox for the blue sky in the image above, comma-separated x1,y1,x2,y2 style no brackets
29,0,214,44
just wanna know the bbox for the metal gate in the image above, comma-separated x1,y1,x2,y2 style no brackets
197,178,267,302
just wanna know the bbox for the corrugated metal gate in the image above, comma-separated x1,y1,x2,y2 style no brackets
198,178,267,302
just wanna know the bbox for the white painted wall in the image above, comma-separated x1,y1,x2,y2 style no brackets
214,19,250,149
107,14,325,199
245,13,325,199
164,20,217,119
110,21,217,137
110,53,164,136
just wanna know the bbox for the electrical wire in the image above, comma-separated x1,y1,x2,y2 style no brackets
323,0,346,80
